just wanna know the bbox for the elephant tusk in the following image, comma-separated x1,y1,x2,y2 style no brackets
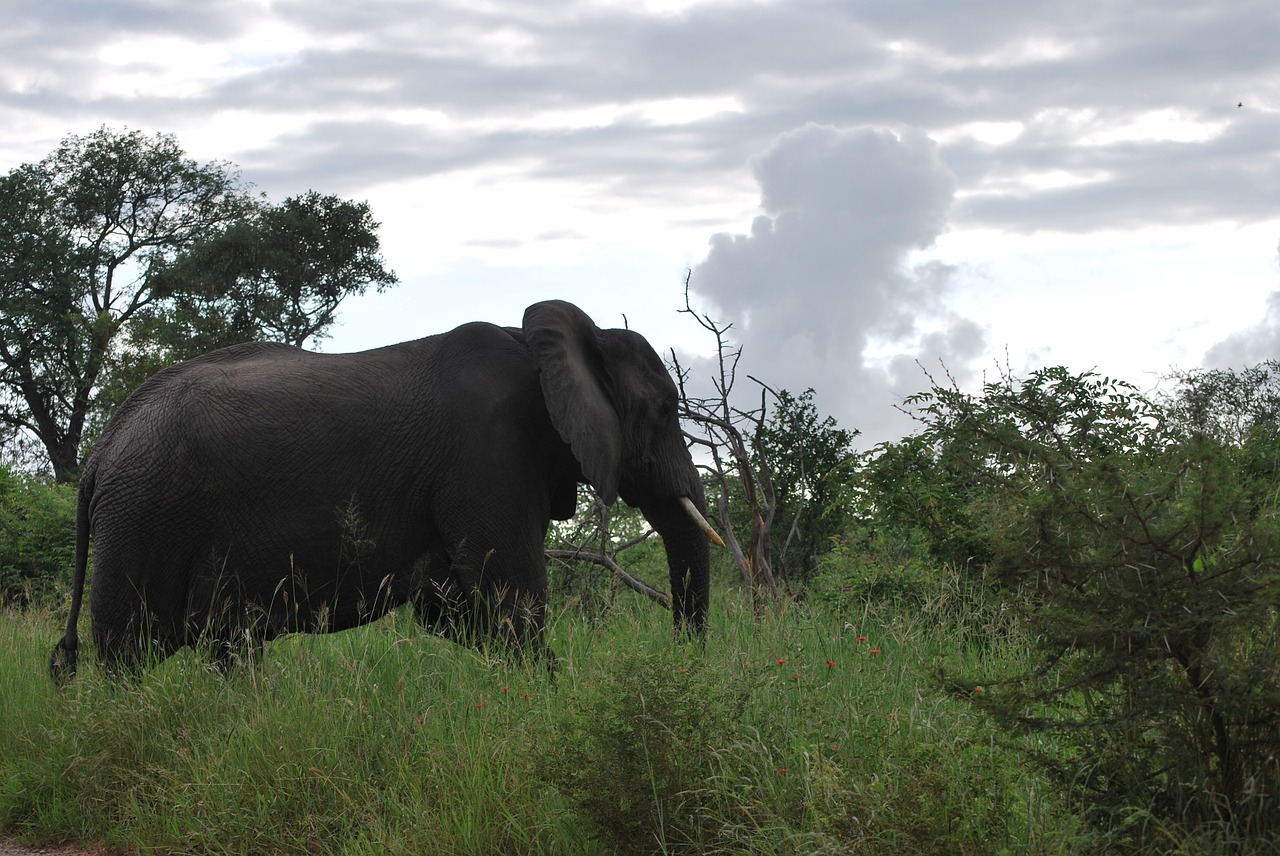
679,496,726,548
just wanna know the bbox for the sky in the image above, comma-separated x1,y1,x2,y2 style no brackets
3,0,1279,445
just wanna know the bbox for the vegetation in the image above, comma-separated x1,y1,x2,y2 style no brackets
753,387,859,586
1,573,1065,855
0,466,76,605
879,365,1280,850
3,212,1279,850
5,356,1280,852
0,127,397,481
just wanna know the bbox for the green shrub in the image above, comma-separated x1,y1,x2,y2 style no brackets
905,366,1280,850
0,465,77,605
545,648,745,854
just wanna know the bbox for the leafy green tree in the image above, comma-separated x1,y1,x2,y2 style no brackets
144,190,398,352
856,431,992,572
0,129,398,481
96,191,398,418
913,367,1280,845
752,388,858,586
1165,359,1280,444
0,127,255,481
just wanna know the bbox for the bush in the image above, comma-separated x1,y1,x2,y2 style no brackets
905,367,1280,849
0,465,77,605
545,649,744,854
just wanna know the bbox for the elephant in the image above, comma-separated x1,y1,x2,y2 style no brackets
50,300,719,679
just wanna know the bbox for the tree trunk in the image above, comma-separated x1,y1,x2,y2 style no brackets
47,436,81,484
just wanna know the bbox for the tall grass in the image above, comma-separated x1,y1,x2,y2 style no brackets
2,577,1073,855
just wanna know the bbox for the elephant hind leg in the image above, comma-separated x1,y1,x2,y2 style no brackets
88,556,190,677
92,614,177,678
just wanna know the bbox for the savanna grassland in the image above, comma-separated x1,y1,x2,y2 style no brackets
6,365,1280,855
0,566,1074,856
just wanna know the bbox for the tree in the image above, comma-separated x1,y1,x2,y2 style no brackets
752,387,858,585
95,191,399,418
0,129,399,481
912,366,1280,845
671,284,781,614
1165,359,1280,444
0,127,255,481
670,280,859,602
145,191,399,352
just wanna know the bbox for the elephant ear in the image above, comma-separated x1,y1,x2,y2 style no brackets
523,300,621,505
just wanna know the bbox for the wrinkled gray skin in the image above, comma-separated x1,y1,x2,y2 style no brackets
50,300,710,679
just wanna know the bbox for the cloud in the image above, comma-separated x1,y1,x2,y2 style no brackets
5,0,1280,437
687,122,984,444
1203,240,1280,368
6,0,1278,235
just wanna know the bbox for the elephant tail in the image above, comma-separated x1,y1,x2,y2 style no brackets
50,473,92,684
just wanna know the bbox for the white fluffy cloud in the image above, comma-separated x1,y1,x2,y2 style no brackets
1203,240,1280,368
4,0,1280,440
689,123,984,443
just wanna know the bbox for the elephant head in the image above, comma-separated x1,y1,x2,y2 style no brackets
523,300,715,633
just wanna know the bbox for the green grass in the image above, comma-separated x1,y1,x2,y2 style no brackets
1,583,1075,855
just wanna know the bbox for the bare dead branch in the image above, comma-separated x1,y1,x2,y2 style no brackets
545,549,671,608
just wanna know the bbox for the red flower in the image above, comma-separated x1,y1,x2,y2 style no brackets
868,649,881,655
776,658,787,666
825,660,836,668
973,686,984,693
856,636,868,643
777,767,789,774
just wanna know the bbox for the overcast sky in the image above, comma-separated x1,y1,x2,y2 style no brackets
4,0,1279,444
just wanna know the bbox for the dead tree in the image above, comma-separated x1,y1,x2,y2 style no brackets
546,276,789,617
670,277,782,616
545,487,673,613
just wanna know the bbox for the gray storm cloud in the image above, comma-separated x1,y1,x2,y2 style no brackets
688,123,984,445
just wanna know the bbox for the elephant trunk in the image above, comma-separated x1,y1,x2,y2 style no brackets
643,494,712,635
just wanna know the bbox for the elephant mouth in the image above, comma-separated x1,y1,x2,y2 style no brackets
678,496,725,547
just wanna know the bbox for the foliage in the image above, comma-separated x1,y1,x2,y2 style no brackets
752,387,859,586
1,581,1070,855
857,430,994,573
1164,359,1280,444
91,191,398,428
905,366,1280,848
0,128,397,481
545,649,740,854
0,127,256,481
145,190,398,351
0,465,77,605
